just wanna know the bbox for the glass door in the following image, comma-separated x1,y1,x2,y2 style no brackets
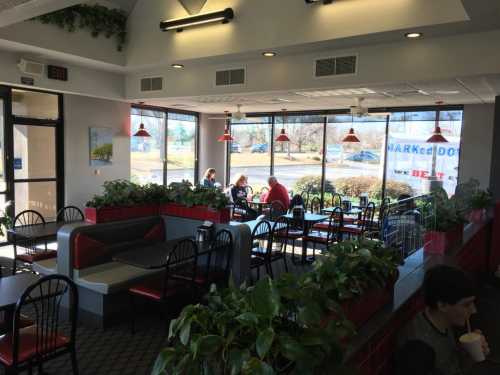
0,96,8,242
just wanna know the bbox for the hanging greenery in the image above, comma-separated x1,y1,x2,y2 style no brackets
33,4,127,51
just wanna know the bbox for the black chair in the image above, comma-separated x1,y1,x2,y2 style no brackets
331,193,342,208
304,206,344,258
249,220,272,282
309,196,322,214
289,194,305,212
232,199,257,222
128,239,198,333
186,229,233,288
245,185,254,196
300,191,310,211
0,274,79,375
269,200,286,220
341,202,376,239
57,206,84,223
260,186,269,195
12,210,56,275
267,217,290,276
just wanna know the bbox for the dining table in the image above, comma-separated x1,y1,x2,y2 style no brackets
283,213,329,264
7,222,67,242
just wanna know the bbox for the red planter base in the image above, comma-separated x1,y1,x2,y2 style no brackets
424,224,463,255
160,203,230,223
85,205,159,224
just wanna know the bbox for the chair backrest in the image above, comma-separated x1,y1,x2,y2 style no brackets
361,202,376,231
251,220,271,241
269,200,286,220
206,229,233,280
14,209,45,227
271,216,289,253
331,193,342,208
165,239,198,293
260,186,269,195
57,206,84,223
289,194,305,211
324,206,344,245
13,274,78,367
309,196,321,214
245,185,254,195
300,191,310,209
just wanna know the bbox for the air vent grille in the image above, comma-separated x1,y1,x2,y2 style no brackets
140,77,163,92
216,68,245,86
315,55,357,77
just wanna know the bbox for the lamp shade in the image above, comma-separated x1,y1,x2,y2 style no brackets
427,126,448,143
218,127,234,142
342,128,360,143
275,128,290,142
134,123,151,137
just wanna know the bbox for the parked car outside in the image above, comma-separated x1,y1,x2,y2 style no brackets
231,143,242,153
346,150,380,162
251,143,268,153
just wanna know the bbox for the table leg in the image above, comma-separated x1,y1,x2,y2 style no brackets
302,222,310,264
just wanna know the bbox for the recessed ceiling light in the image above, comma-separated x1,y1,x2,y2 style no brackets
435,90,461,95
171,63,184,69
295,88,376,97
262,51,277,57
405,32,422,39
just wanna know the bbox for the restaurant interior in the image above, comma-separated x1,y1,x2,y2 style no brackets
1,0,500,374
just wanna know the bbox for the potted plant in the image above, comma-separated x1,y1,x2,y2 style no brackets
310,239,401,329
423,188,465,254
153,277,351,375
467,189,493,224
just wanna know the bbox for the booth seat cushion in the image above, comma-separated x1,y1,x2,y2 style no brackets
73,234,109,269
144,223,165,242
74,261,163,295
32,258,57,275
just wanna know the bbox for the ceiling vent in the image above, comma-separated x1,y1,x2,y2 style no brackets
215,68,245,86
140,77,163,92
315,55,357,77
17,59,44,76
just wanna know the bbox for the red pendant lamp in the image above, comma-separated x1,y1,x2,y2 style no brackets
427,103,448,143
342,116,360,143
275,109,291,142
133,103,151,137
218,111,234,142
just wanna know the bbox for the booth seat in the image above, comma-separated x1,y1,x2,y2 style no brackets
32,258,57,275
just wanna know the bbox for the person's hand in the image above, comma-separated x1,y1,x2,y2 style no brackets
474,329,491,356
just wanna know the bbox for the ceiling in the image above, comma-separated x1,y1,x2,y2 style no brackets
146,75,500,114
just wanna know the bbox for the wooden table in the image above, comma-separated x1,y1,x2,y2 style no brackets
7,222,66,241
112,238,211,269
283,213,329,263
0,273,40,331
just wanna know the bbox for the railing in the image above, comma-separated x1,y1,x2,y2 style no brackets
382,194,435,258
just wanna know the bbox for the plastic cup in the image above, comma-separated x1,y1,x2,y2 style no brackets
459,332,485,362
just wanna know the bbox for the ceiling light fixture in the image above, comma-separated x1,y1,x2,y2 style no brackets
342,115,360,143
171,63,184,69
160,8,234,32
133,102,151,137
427,101,448,143
305,0,334,4
262,51,277,57
275,109,291,142
405,32,422,39
218,111,234,142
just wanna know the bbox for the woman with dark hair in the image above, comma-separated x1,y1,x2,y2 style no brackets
202,168,217,188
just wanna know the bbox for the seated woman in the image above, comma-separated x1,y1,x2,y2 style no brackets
202,168,217,188
231,174,257,220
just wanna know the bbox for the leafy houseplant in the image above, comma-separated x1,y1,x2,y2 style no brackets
467,189,493,223
33,4,128,51
154,277,350,375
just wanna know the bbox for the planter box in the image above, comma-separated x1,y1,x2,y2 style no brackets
160,203,230,223
84,205,159,224
424,224,464,255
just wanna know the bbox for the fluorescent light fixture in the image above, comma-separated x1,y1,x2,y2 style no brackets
305,0,334,4
435,90,460,95
171,63,184,69
405,32,422,39
160,8,234,32
295,88,376,97
262,51,277,57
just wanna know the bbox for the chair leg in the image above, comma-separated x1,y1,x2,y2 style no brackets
283,254,289,273
129,293,136,334
70,345,79,375
12,243,17,275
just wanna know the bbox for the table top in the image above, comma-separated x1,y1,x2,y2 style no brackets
112,238,211,269
0,273,40,310
7,222,67,240
283,213,329,223
322,207,363,215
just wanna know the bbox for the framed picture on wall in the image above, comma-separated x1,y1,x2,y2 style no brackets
89,127,113,166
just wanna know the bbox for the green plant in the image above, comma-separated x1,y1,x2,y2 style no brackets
309,239,401,302
334,176,379,198
426,187,465,232
293,176,335,195
368,180,414,200
154,277,350,375
469,190,493,210
33,4,127,51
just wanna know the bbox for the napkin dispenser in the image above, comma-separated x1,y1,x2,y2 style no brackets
292,205,305,220
196,221,214,242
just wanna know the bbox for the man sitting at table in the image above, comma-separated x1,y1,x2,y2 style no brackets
261,176,290,210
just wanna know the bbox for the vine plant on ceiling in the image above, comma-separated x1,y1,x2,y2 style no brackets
32,4,128,51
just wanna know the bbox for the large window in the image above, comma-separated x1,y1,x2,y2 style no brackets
228,107,463,203
130,107,198,186
229,117,271,191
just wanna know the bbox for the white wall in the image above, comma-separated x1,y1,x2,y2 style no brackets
64,94,131,209
198,114,227,185
459,104,495,188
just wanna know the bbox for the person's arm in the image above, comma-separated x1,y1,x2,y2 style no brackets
231,187,238,202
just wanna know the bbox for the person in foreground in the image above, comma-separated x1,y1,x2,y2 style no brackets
399,265,490,375
202,168,216,188
261,176,290,210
